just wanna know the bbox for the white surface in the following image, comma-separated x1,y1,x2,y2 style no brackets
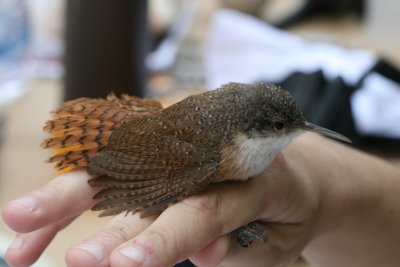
204,9,376,89
351,73,400,138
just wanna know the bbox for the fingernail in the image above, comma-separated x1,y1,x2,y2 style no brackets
9,237,23,249
74,242,104,262
14,196,37,212
119,245,145,265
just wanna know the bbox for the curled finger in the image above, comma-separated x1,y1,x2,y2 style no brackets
5,215,79,267
66,212,156,267
108,178,268,267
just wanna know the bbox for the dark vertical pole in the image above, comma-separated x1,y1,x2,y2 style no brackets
64,0,147,100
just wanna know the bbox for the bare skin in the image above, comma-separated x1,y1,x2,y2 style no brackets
2,133,400,267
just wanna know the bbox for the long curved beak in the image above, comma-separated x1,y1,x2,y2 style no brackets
304,122,352,143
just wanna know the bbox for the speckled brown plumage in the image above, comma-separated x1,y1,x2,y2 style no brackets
42,93,162,172
42,83,350,248
87,83,306,217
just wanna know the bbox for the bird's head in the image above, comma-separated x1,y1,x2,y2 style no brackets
222,82,351,143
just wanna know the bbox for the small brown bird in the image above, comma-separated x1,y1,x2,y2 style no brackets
43,82,350,247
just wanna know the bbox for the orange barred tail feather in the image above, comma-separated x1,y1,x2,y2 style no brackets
42,93,162,173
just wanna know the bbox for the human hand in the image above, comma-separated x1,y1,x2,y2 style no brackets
1,133,354,266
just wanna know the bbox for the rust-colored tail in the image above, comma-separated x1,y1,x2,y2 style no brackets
41,93,162,173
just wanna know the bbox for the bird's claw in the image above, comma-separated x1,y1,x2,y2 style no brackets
233,221,269,248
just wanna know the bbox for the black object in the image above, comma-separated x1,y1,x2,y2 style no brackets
357,59,400,87
174,260,196,267
275,0,364,28
64,0,148,100
265,60,400,152
276,70,359,145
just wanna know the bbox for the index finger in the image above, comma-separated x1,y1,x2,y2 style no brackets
2,169,100,233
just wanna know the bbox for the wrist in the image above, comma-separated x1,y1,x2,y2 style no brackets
297,134,400,266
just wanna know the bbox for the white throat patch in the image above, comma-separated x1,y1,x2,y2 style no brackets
229,130,302,180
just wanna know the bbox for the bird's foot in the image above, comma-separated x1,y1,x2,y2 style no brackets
233,221,268,248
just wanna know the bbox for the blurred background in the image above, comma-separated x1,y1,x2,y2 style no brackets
0,0,400,266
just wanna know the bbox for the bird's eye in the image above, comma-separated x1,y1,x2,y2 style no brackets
274,122,285,131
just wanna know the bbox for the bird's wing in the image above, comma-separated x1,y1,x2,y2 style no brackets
87,138,219,217
41,94,162,173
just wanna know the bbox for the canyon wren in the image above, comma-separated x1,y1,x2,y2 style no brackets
42,82,350,247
